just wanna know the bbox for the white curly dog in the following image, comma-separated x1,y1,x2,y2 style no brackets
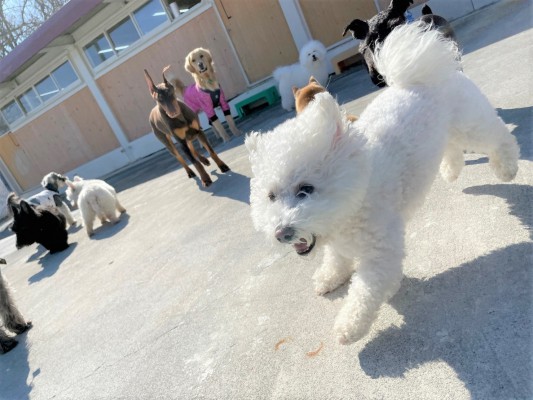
66,176,126,237
246,23,519,344
273,40,329,111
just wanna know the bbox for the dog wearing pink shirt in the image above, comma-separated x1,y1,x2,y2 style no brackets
175,48,241,143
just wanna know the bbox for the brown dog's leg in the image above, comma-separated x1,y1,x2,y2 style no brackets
196,130,230,173
153,129,197,178
185,140,213,187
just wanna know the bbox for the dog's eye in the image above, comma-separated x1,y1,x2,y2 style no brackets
296,184,314,199
268,192,276,202
199,54,204,59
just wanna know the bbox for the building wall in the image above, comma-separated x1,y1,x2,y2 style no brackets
96,7,247,142
299,0,377,47
0,88,118,191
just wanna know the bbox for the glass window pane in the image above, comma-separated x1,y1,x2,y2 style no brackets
84,34,114,67
35,76,59,102
134,0,168,34
52,61,78,89
0,115,9,135
174,0,201,15
1,101,24,124
18,88,41,113
108,18,140,53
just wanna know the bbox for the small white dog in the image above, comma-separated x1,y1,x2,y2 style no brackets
66,176,126,237
273,40,329,111
247,23,519,344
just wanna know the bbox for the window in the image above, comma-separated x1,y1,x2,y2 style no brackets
170,0,201,15
84,34,114,68
52,61,78,89
1,101,24,125
18,88,41,113
0,115,9,136
109,18,140,53
35,76,59,103
0,60,79,130
135,0,168,34
83,0,170,68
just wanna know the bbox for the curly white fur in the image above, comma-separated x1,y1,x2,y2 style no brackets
66,177,126,237
273,40,329,111
247,23,519,344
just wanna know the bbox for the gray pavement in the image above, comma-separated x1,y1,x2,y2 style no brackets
1,0,532,399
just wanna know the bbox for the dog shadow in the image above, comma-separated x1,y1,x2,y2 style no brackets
0,333,33,399
91,213,130,241
28,243,78,284
496,106,533,160
463,183,532,240
197,170,251,204
359,183,532,398
359,242,532,399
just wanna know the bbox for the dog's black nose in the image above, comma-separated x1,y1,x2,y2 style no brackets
275,226,295,243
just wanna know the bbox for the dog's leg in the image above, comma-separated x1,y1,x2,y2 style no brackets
184,140,213,187
333,218,405,344
211,120,231,142
224,115,241,137
196,131,230,173
313,245,354,295
58,203,76,226
81,206,96,236
0,329,18,354
0,272,32,338
115,198,126,214
439,140,464,182
154,130,198,179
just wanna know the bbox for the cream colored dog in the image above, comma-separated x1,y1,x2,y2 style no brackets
66,176,126,237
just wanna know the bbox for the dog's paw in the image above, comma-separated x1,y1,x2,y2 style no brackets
312,269,352,296
333,316,370,345
220,164,231,173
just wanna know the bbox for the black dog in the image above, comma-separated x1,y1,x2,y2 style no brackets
8,193,69,254
343,0,456,87
0,258,32,354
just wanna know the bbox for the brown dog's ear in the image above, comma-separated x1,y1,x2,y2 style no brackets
309,76,318,85
342,19,369,39
162,65,172,86
184,53,195,73
144,69,158,98
292,86,299,96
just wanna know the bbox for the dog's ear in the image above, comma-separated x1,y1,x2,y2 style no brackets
144,69,158,99
19,200,34,215
73,176,83,182
309,76,318,85
245,132,262,155
421,4,432,15
184,53,195,74
343,19,369,39
292,86,300,96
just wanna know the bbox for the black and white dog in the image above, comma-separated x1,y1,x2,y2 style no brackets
0,258,32,354
8,193,70,254
343,0,456,87
33,172,76,226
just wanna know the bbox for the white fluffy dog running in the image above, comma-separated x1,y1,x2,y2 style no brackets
246,23,519,344
66,177,126,237
273,40,329,111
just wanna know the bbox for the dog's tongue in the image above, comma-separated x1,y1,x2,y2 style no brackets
293,240,309,254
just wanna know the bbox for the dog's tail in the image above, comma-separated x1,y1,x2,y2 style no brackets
374,22,460,88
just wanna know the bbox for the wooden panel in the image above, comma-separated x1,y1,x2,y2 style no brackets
214,0,298,83
97,8,248,142
299,0,378,47
0,88,119,191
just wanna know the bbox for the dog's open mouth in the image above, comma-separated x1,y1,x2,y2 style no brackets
293,236,316,255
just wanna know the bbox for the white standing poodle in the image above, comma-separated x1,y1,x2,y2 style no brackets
246,23,519,344
273,40,329,111
66,177,126,237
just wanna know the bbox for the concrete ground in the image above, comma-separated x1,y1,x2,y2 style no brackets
1,0,531,399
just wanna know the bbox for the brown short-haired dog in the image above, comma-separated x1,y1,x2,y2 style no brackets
292,77,357,122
